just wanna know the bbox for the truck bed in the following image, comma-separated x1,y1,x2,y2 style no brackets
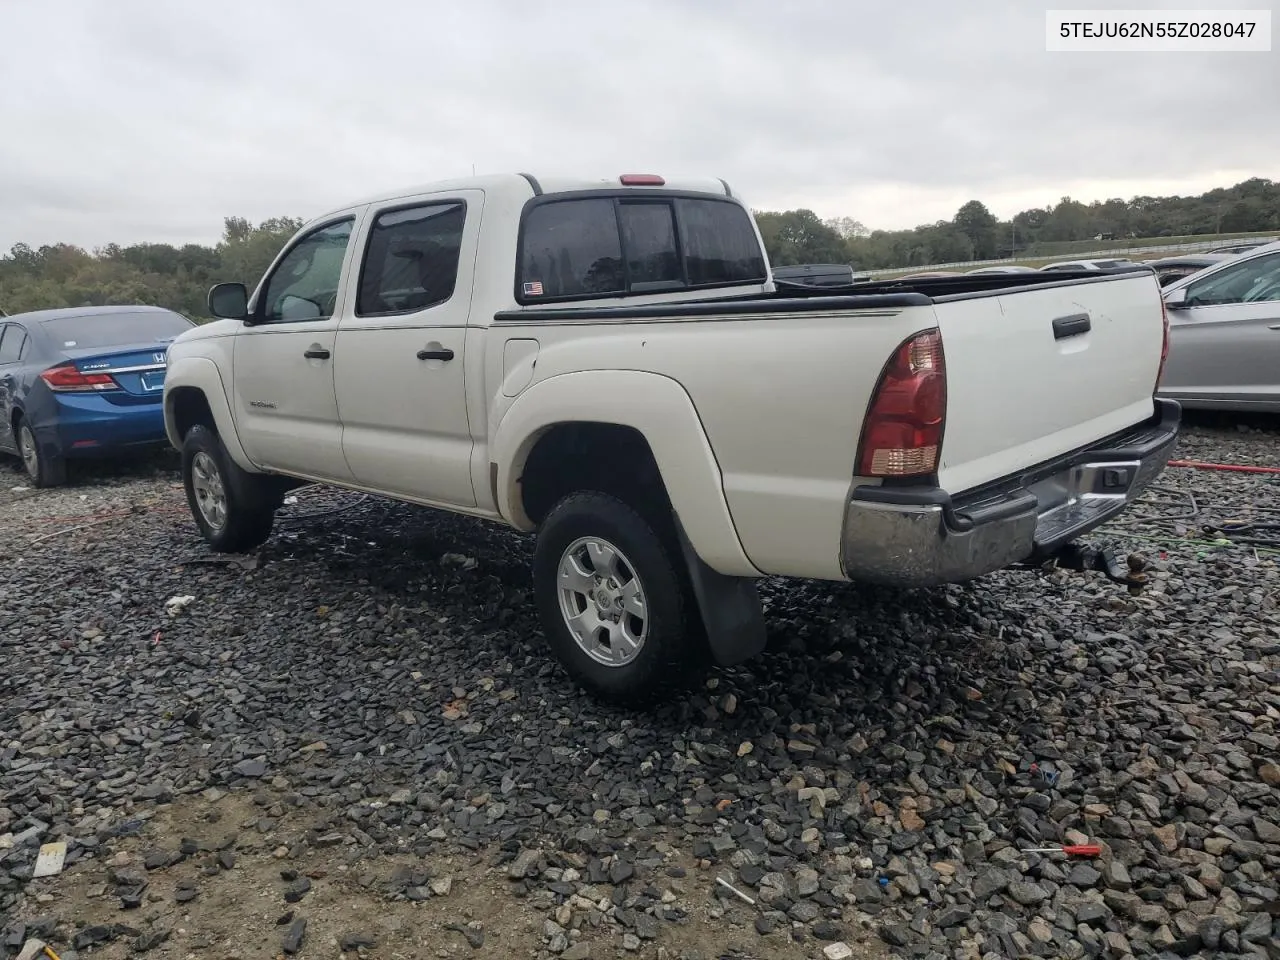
498,263,1159,320
499,261,1172,499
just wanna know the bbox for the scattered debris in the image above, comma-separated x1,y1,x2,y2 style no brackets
714,876,756,907
440,552,478,570
163,595,195,617
1020,843,1102,857
31,842,67,878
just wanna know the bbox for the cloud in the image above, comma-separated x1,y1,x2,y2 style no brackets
1,0,1276,249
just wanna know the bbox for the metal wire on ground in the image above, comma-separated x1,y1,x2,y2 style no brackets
275,484,372,523
1107,467,1280,557
1167,459,1280,474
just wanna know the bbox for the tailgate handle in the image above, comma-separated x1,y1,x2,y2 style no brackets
1052,312,1091,340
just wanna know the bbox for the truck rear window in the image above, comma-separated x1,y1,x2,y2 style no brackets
518,194,766,302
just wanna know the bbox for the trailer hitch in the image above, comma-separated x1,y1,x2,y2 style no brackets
1026,541,1149,594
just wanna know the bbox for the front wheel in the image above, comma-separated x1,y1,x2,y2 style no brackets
181,425,275,553
532,492,704,704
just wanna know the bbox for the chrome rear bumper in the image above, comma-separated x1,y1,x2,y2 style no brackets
840,399,1181,587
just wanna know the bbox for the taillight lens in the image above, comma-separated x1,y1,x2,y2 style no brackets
40,363,118,392
856,329,947,477
1155,297,1170,390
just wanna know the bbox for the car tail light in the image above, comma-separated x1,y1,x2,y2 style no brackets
1155,296,1171,390
619,174,665,186
856,329,947,478
40,363,118,392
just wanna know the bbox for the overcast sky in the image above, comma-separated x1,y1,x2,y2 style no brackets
1,0,1276,250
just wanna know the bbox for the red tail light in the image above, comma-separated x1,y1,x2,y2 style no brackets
1155,297,1170,390
40,363,118,392
856,329,947,478
619,174,665,186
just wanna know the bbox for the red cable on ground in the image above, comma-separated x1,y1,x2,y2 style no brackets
1167,459,1280,474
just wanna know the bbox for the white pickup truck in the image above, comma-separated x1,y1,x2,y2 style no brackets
163,172,1179,702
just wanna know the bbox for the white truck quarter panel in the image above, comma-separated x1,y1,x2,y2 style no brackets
506,305,940,580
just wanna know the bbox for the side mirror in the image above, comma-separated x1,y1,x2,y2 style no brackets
208,282,250,321
1163,287,1191,310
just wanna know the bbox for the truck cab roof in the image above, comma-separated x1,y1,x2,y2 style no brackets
338,173,736,219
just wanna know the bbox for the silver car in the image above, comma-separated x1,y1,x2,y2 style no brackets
966,265,1039,275
1039,258,1137,272
1158,240,1280,411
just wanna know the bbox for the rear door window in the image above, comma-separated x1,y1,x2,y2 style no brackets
518,194,765,303
357,201,467,316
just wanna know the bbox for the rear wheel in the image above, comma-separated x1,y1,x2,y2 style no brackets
533,492,704,704
16,417,66,488
181,425,275,552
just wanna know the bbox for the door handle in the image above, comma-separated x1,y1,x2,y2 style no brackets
417,348,454,361
303,347,331,360
1052,312,1092,340
1268,324,1280,330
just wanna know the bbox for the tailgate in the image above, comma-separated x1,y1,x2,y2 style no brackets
933,271,1165,494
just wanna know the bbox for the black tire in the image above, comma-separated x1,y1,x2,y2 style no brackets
16,416,67,488
533,491,704,704
181,424,275,553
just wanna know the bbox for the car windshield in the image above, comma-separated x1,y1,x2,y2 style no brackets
39,311,193,350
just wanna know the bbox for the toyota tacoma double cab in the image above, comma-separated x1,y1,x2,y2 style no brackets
163,172,1179,702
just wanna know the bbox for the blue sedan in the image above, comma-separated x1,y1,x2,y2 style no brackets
0,305,194,487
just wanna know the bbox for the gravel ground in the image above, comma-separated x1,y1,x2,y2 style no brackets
1,413,1279,960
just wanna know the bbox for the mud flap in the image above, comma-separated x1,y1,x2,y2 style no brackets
673,518,768,666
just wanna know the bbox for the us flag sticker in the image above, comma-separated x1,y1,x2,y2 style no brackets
523,281,544,296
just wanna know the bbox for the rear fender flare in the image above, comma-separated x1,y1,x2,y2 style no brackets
163,356,258,473
490,369,760,578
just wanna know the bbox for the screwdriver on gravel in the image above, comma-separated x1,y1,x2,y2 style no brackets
1021,844,1101,857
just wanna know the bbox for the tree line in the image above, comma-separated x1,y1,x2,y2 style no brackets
2,177,1278,318
757,176,1280,269
0,216,303,320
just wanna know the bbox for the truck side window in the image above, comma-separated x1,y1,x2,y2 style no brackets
357,202,467,317
677,199,767,285
520,199,624,299
260,219,355,324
